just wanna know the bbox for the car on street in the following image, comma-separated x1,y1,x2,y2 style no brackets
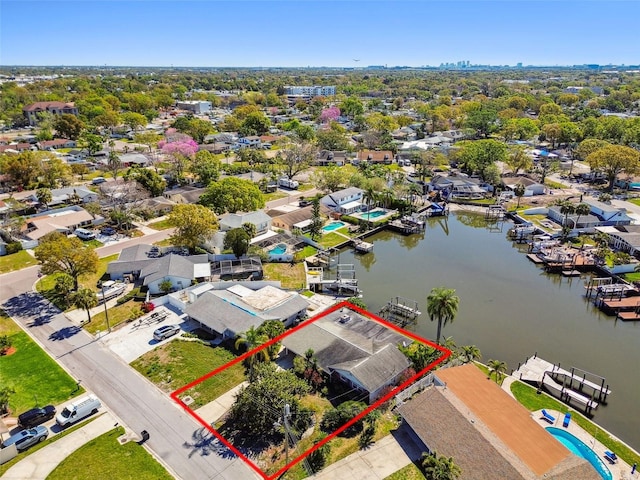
18,405,56,428
2,425,49,451
153,324,181,341
100,227,116,236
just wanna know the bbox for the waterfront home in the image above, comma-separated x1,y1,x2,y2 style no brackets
546,206,601,230
269,206,314,232
282,306,411,403
430,174,487,199
398,364,601,480
218,210,272,236
584,199,633,226
501,175,546,196
320,187,364,215
596,224,640,255
184,284,309,339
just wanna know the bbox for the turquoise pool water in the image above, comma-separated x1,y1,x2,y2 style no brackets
546,427,612,480
269,243,287,255
323,221,346,232
359,209,387,219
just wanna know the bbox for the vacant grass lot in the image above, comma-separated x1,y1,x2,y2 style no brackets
318,232,350,248
263,262,306,290
47,426,173,480
511,380,640,468
0,250,38,274
131,340,245,408
147,218,173,230
0,331,83,414
86,300,143,335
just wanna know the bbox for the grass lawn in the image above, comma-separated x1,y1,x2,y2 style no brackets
263,191,288,202
131,340,245,408
384,463,425,480
147,218,173,230
0,309,21,336
0,331,83,414
83,239,104,249
263,262,306,290
318,232,350,248
474,362,506,386
294,245,318,262
0,250,38,274
628,198,640,208
298,183,314,192
511,380,640,468
86,300,144,335
545,179,569,189
622,271,640,282
36,254,119,309
47,426,173,480
153,237,174,247
0,416,99,478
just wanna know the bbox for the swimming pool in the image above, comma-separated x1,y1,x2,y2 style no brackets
269,243,287,255
359,209,387,219
546,427,612,480
323,221,346,232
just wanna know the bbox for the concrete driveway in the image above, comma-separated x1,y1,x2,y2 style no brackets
98,305,198,363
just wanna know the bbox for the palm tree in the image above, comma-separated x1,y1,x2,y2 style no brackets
574,203,590,229
72,288,98,324
421,453,462,480
460,345,482,364
235,326,269,378
557,200,576,228
487,359,507,383
426,287,460,345
362,186,378,229
513,184,525,209
36,187,52,210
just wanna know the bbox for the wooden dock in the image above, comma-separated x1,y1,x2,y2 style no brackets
387,216,425,235
526,254,545,264
617,311,640,321
598,296,640,313
352,238,374,253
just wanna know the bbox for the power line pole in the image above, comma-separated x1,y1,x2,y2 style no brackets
283,403,291,465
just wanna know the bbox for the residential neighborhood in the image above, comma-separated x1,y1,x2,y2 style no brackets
2,31,640,480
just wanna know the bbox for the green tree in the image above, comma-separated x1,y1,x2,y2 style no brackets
586,144,640,192
455,139,507,179
191,150,221,185
72,288,98,324
133,131,162,153
0,335,12,355
53,114,85,140
257,319,286,359
54,273,75,307
421,453,462,480
400,341,441,371
465,108,498,138
513,183,526,209
77,131,104,157
124,168,166,197
159,279,173,294
0,386,15,414
310,196,323,241
460,345,481,364
241,222,257,239
240,111,271,136
426,287,459,344
487,359,507,383
316,126,349,151
505,146,533,175
277,140,318,180
311,165,347,192
223,228,250,258
107,151,122,179
36,187,52,209
574,203,591,228
235,326,271,379
2,151,42,190
340,96,364,118
168,204,219,251
200,177,265,214
34,232,99,290
121,112,147,132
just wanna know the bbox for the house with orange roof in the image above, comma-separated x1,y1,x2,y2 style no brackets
23,101,79,126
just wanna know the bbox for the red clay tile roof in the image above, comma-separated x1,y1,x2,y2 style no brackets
356,150,393,162
23,101,75,112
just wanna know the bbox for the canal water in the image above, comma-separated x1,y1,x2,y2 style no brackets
336,211,640,451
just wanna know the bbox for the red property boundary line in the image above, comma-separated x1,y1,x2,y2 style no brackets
170,300,451,480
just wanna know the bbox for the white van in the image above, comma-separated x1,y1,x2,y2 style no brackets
56,394,101,427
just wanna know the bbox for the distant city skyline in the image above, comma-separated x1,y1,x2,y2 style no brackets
1,1,639,68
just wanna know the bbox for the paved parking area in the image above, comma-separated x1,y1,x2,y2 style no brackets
99,305,198,363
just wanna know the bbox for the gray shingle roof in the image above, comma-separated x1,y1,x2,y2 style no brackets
185,291,262,335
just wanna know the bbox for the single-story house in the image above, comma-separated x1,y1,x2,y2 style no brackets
28,187,98,207
398,364,601,480
218,210,272,236
0,143,36,153
184,284,309,339
282,307,411,403
502,176,546,196
37,139,77,150
355,150,394,165
162,186,206,204
596,225,640,255
22,206,102,242
315,150,349,167
585,199,633,226
269,206,314,232
119,153,150,167
106,244,210,293
430,174,487,199
320,187,364,215
547,206,600,229
136,196,176,216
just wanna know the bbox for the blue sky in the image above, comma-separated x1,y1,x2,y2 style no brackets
1,1,639,67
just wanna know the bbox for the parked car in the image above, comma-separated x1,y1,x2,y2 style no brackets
298,199,312,207
74,228,96,240
100,227,116,236
91,176,106,185
153,324,181,341
2,425,48,451
18,405,56,428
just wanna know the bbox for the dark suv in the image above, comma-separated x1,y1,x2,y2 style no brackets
18,405,57,428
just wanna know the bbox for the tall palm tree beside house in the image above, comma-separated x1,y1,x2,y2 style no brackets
235,326,270,379
513,183,525,209
557,200,576,228
36,187,52,210
362,186,378,228
574,203,591,229
460,345,482,364
487,359,508,383
426,287,460,345
421,453,462,480
72,288,98,324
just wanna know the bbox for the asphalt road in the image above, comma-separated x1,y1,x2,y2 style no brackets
0,229,260,480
